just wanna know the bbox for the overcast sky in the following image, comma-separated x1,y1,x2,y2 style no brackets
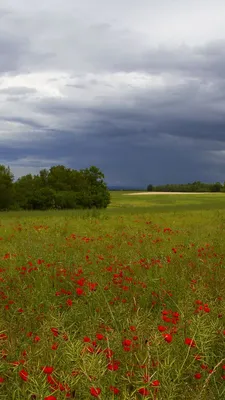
1,0,225,186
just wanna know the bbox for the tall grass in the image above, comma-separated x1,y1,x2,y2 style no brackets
1,194,225,399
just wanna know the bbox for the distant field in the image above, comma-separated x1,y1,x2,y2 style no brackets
1,192,225,399
124,191,214,195
109,191,225,214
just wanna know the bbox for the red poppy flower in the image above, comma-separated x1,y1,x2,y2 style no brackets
42,366,54,374
0,333,7,340
129,325,136,332
96,333,105,340
62,333,68,341
51,343,58,350
185,338,196,348
90,387,101,397
194,373,202,379
158,325,167,332
107,362,119,371
19,369,28,381
83,336,91,342
122,339,132,347
152,380,160,386
50,328,59,337
76,287,84,296
123,346,131,352
44,396,57,400
86,345,95,353
207,369,213,374
163,333,172,343
110,385,120,394
11,359,25,366
88,282,98,291
77,278,85,286
138,387,150,396
47,375,57,386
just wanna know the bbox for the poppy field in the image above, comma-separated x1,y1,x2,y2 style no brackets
1,193,225,399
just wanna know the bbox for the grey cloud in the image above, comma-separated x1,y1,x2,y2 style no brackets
0,116,42,129
66,84,87,89
128,41,225,78
0,87,37,95
0,34,28,74
33,67,225,146
0,87,38,102
1,2,225,78
1,1,225,185
0,9,55,75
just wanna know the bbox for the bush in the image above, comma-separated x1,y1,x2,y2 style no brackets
3,164,111,211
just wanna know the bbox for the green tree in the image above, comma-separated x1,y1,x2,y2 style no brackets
13,174,38,209
147,184,153,192
47,165,72,191
39,169,49,187
0,165,14,210
210,182,222,192
32,187,56,210
3,164,110,211
79,166,110,208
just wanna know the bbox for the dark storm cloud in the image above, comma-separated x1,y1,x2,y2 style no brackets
1,0,225,185
3,132,214,186
33,51,225,148
0,116,45,130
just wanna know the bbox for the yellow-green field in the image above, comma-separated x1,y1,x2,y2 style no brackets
1,192,225,399
110,191,225,212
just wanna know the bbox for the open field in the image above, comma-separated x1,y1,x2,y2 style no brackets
110,191,225,213
124,192,214,195
1,192,225,399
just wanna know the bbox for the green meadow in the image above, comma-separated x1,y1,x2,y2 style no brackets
110,191,225,212
1,192,225,399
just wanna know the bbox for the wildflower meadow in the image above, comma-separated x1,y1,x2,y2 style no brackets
1,192,225,399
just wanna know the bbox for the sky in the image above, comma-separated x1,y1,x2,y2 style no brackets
1,0,225,187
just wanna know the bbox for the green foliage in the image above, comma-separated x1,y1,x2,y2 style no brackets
210,182,222,192
0,165,14,210
147,183,153,191
0,164,110,211
152,180,225,192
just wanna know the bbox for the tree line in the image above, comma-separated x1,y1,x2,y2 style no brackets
0,164,111,211
147,181,224,192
